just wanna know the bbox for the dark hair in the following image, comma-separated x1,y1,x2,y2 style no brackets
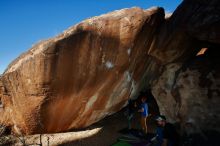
160,115,166,121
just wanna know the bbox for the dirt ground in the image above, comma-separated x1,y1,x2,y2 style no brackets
1,108,219,146
2,108,156,146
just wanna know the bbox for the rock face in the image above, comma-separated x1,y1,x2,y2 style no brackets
0,7,164,134
151,0,220,134
0,0,220,135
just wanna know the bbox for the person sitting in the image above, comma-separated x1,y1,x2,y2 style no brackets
155,115,179,146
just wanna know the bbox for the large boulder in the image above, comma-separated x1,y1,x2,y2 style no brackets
151,0,220,134
0,0,220,135
0,7,164,134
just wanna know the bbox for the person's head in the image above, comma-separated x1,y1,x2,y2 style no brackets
141,96,147,103
156,115,166,127
133,101,137,107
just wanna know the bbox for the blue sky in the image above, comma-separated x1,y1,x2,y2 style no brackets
0,0,181,74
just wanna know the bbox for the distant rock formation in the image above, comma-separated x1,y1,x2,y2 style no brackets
0,0,220,135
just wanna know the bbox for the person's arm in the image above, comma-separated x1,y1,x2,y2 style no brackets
162,139,168,146
138,108,144,112
162,125,169,146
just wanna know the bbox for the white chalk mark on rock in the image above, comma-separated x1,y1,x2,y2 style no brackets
105,61,114,69
127,48,131,55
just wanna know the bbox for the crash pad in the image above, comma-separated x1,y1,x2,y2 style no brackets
112,141,132,146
